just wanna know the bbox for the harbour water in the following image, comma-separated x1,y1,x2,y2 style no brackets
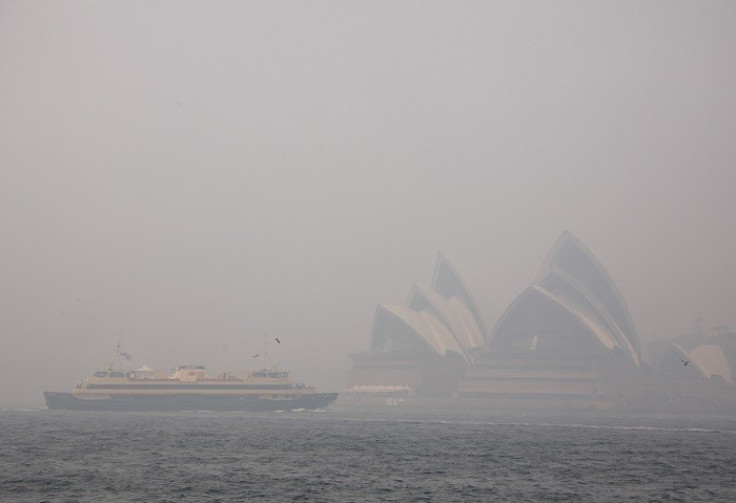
1,408,735,502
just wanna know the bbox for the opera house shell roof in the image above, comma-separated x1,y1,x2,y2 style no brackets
485,230,642,367
368,253,488,363
651,325,736,385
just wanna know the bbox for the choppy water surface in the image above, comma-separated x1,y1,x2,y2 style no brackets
2,408,735,502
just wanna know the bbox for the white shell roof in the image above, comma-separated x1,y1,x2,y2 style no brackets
489,231,641,366
371,304,464,357
408,283,485,353
673,342,734,384
431,253,490,343
536,265,640,366
538,230,640,356
368,253,488,363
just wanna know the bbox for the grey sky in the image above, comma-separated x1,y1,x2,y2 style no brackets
1,1,735,407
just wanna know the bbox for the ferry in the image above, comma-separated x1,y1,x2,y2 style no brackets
43,345,338,412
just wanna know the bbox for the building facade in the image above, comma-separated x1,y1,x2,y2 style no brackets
347,231,736,412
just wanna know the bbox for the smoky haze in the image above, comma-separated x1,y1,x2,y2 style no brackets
1,1,735,408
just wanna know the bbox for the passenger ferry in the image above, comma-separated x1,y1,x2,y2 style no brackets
43,345,338,412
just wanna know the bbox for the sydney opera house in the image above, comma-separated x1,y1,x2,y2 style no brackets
347,231,736,412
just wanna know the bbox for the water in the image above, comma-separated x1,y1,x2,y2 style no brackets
2,408,735,502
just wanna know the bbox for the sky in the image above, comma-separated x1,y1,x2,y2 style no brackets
1,1,735,407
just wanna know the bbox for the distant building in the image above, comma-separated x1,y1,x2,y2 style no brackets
461,231,642,410
347,253,488,397
347,231,735,412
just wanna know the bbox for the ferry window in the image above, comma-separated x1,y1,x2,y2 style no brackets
109,372,125,378
94,372,107,377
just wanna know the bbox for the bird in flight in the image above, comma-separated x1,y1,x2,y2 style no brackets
274,338,280,344
252,353,259,358
680,358,690,366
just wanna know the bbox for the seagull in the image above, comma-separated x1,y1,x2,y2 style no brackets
252,353,259,358
274,338,280,344
680,358,690,366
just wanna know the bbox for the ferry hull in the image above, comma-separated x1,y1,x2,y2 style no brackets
44,391,338,412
